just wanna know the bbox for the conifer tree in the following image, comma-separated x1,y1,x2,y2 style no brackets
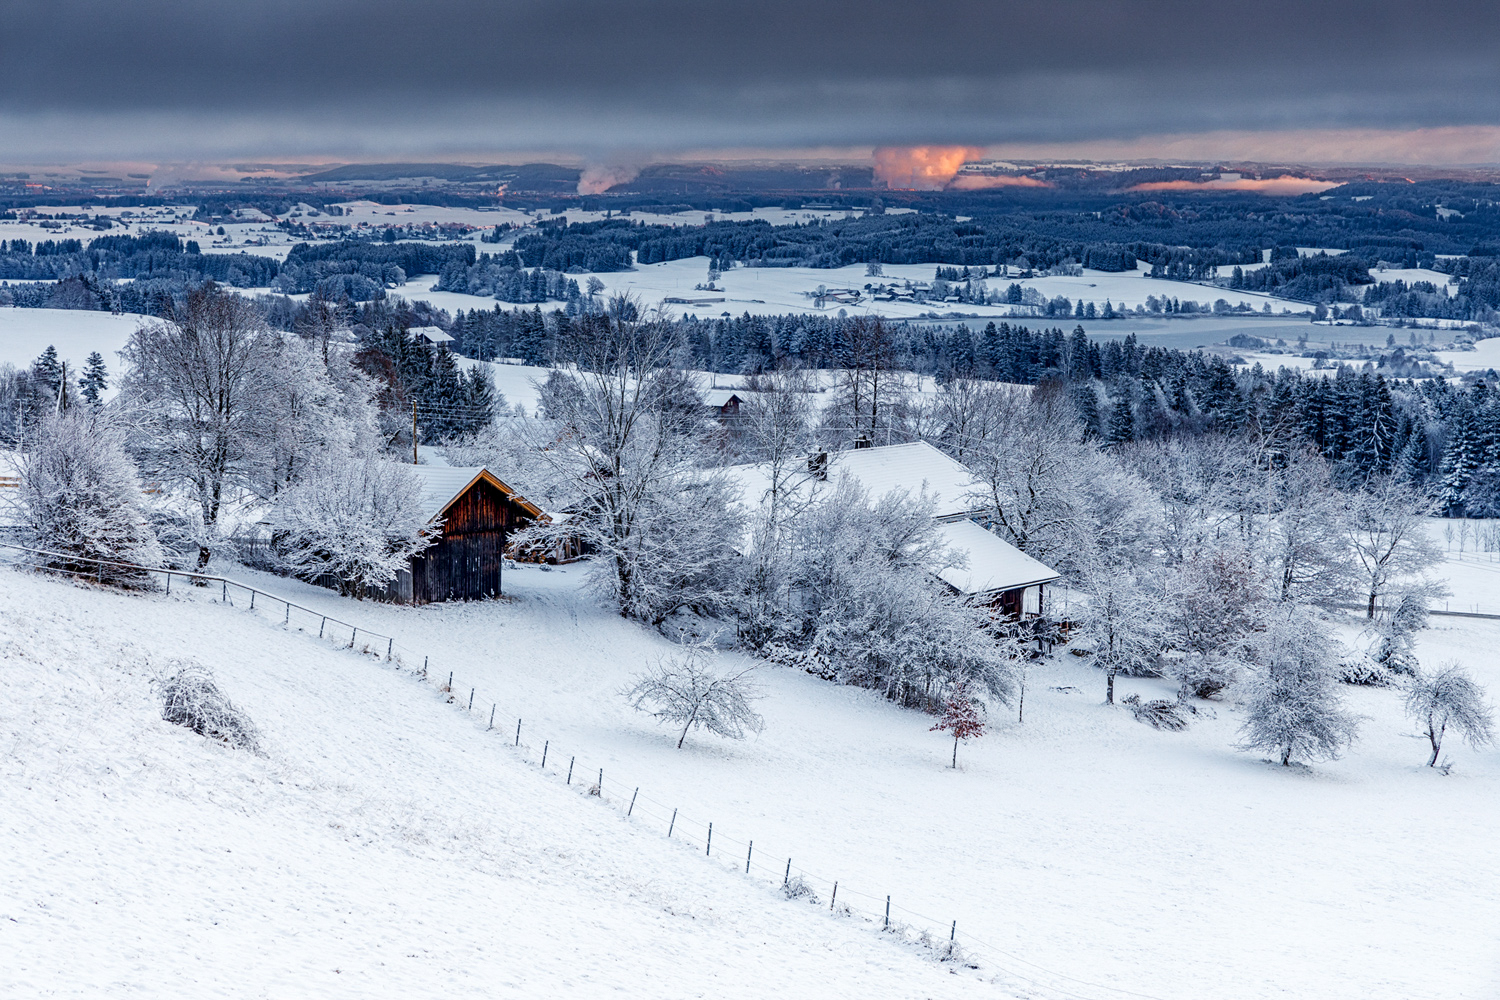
80,351,108,408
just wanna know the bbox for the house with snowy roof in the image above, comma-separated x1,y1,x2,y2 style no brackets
725,441,1060,619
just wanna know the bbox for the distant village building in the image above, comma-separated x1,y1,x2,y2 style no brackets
407,325,454,350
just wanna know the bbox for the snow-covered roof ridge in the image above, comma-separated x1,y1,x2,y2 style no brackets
406,465,542,523
823,440,980,518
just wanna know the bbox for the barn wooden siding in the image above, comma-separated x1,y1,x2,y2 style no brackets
384,476,533,604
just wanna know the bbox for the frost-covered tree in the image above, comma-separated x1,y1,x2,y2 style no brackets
269,458,435,598
1072,563,1166,704
732,370,817,645
1343,477,1441,618
1258,449,1353,606
1368,591,1430,679
1238,607,1361,767
964,381,1159,573
1405,662,1495,767
626,646,764,749
18,410,161,586
783,478,1016,709
930,684,985,768
513,314,743,625
121,284,282,568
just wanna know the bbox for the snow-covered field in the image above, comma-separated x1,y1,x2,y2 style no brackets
0,568,1001,999
6,538,1491,1000
501,258,1309,322
0,306,145,377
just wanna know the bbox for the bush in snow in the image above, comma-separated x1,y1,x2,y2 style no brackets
1169,653,1239,700
269,458,435,599
155,659,262,754
625,645,765,749
1404,662,1495,768
1368,591,1430,680
781,875,819,903
18,410,161,587
1121,694,1189,732
1237,607,1361,767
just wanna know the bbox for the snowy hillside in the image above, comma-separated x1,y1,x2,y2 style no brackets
0,568,1004,999
7,550,1494,1000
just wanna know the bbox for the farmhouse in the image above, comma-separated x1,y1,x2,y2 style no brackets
378,466,543,604
726,441,1060,618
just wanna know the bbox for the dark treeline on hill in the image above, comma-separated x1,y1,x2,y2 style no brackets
426,302,1500,514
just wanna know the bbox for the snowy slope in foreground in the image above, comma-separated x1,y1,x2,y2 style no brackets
0,571,999,999
207,561,1500,1000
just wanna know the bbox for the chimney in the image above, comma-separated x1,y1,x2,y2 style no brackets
853,434,873,449
807,450,828,481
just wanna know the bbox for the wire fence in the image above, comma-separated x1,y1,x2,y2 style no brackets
0,540,1171,1000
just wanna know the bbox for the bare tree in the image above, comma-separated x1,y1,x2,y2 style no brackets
626,646,765,749
1344,477,1442,618
121,284,280,567
1405,662,1495,767
515,311,743,624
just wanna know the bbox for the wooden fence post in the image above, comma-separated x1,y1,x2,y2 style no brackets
746,841,752,873
628,788,638,816
668,809,676,838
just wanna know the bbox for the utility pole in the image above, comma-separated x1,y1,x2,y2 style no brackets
412,400,418,464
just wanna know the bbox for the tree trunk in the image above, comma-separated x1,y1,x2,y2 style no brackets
952,734,958,769
1281,746,1292,767
1427,719,1444,767
1106,667,1116,705
1366,589,1378,619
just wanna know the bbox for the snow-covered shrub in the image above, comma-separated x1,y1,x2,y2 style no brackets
778,478,1018,710
1121,694,1189,731
1368,591,1430,679
781,876,819,903
1238,607,1360,767
1336,648,1394,687
155,659,262,754
269,458,434,598
18,410,161,587
1405,661,1494,767
1169,653,1238,700
625,645,764,749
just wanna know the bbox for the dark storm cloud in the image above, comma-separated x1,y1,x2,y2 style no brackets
3,0,1500,158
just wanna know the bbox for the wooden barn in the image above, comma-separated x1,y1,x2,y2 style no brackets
379,466,544,605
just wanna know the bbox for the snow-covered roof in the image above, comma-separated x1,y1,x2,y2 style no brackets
820,441,980,518
725,441,1060,595
702,389,748,408
407,466,543,523
408,325,454,344
935,520,1060,595
725,441,980,520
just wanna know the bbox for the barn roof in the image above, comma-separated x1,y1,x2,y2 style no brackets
408,465,544,523
935,519,1060,595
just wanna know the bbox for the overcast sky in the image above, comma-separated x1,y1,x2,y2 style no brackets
3,0,1499,165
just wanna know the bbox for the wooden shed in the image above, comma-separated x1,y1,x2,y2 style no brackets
381,466,543,604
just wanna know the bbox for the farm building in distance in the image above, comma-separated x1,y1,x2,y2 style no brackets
725,441,1060,618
